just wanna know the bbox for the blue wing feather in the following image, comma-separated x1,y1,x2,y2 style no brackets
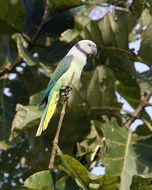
40,55,73,105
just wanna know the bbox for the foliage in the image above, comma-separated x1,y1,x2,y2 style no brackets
0,0,152,190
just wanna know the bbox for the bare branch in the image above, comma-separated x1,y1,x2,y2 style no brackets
124,88,152,129
0,56,22,77
48,72,75,170
0,6,52,77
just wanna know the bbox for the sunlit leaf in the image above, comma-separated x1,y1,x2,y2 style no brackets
24,170,54,190
0,140,11,151
60,29,80,43
10,104,42,141
13,33,38,66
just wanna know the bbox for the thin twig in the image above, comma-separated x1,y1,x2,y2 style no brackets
30,8,52,45
0,3,84,77
0,7,51,77
0,56,22,77
124,88,152,129
48,72,75,170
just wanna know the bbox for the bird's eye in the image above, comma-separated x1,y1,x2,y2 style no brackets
88,43,91,47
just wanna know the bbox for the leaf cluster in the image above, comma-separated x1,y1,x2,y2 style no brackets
0,0,152,190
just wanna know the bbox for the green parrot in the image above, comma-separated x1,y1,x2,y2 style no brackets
36,40,97,136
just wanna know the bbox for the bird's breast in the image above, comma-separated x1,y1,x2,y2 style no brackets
55,60,85,90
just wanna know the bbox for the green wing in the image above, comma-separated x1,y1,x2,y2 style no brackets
40,55,73,105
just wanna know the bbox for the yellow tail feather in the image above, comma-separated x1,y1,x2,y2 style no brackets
36,90,59,136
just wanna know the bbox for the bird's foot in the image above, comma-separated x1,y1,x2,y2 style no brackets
61,85,72,92
60,85,72,102
60,85,72,94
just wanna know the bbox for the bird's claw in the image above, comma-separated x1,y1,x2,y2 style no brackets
61,85,72,92
60,85,72,102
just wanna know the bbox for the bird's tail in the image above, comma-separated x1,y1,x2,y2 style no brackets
36,90,59,136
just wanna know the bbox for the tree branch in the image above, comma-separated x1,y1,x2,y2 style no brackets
124,88,152,129
0,56,22,77
30,8,52,45
48,72,75,170
0,6,52,77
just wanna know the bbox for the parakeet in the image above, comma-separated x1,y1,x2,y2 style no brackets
36,40,97,136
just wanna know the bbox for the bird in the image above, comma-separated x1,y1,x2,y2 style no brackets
36,40,97,136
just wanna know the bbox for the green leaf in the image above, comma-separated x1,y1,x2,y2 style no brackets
93,117,152,190
0,20,15,35
55,176,79,190
13,33,37,66
139,9,152,66
10,104,42,141
59,154,89,189
0,78,15,139
75,6,142,108
87,65,118,107
77,120,104,162
53,0,83,10
115,70,141,107
29,91,45,105
78,7,135,72
0,140,11,150
24,170,54,190
60,29,80,43
130,175,152,190
13,33,51,75
59,154,120,190
0,0,25,31
0,35,14,67
136,70,152,103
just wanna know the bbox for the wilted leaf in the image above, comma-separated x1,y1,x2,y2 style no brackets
24,170,54,190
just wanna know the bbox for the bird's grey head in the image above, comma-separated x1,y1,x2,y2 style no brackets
75,40,97,57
